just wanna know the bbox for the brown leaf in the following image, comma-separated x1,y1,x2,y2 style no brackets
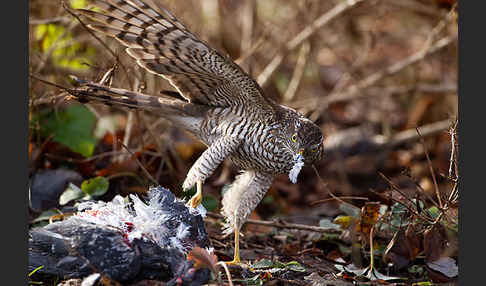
423,224,447,262
358,202,382,237
187,246,219,274
405,223,422,261
383,229,411,270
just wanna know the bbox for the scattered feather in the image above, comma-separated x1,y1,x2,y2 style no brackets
289,154,304,183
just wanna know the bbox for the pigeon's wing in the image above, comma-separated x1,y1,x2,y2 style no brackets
78,0,274,110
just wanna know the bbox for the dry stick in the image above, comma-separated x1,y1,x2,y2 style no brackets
29,16,72,25
234,37,265,66
206,212,342,234
216,262,234,286
310,196,369,206
324,119,453,155
387,0,442,16
448,118,458,180
312,35,457,112
139,112,174,174
116,76,139,163
62,1,134,88
310,6,457,116
256,0,366,87
119,141,158,186
368,188,430,224
378,173,434,224
293,82,457,110
416,127,443,208
239,0,254,73
283,41,310,103
30,74,71,92
312,165,361,212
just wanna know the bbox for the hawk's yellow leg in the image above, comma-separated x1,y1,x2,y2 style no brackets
189,180,203,208
225,228,242,265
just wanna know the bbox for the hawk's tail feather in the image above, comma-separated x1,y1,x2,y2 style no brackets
69,77,207,133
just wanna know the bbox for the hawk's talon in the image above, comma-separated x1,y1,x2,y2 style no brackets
224,259,244,266
188,180,203,208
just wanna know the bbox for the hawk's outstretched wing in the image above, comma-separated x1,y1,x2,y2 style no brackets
78,0,274,110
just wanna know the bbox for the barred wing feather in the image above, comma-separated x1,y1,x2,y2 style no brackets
78,0,271,110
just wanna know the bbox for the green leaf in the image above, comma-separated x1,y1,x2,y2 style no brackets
81,176,109,197
285,261,306,272
202,194,218,211
426,206,440,220
37,104,97,157
250,258,274,269
59,183,85,205
319,218,342,230
31,209,60,224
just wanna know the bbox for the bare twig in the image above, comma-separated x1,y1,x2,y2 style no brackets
239,0,255,73
30,74,71,92
377,174,435,224
206,212,342,234
324,119,453,157
387,0,442,17
283,41,310,102
216,261,234,286
416,127,443,208
294,82,456,112
312,165,362,211
310,196,369,206
309,35,456,118
119,142,158,185
448,118,458,180
116,76,139,163
304,6,458,120
29,16,72,25
61,1,134,88
256,0,366,87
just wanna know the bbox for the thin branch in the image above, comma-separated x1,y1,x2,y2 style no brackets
119,142,158,186
61,1,134,88
216,262,234,286
311,35,456,114
256,0,366,87
239,0,255,73
377,174,435,224
416,127,443,208
448,118,458,180
310,196,369,206
206,212,342,234
283,41,310,102
324,119,453,158
29,16,71,25
293,81,457,111
30,74,71,92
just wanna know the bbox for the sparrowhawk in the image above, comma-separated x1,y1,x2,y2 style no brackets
71,0,324,264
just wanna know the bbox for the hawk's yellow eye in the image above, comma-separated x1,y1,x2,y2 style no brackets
291,133,297,142
311,147,318,152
